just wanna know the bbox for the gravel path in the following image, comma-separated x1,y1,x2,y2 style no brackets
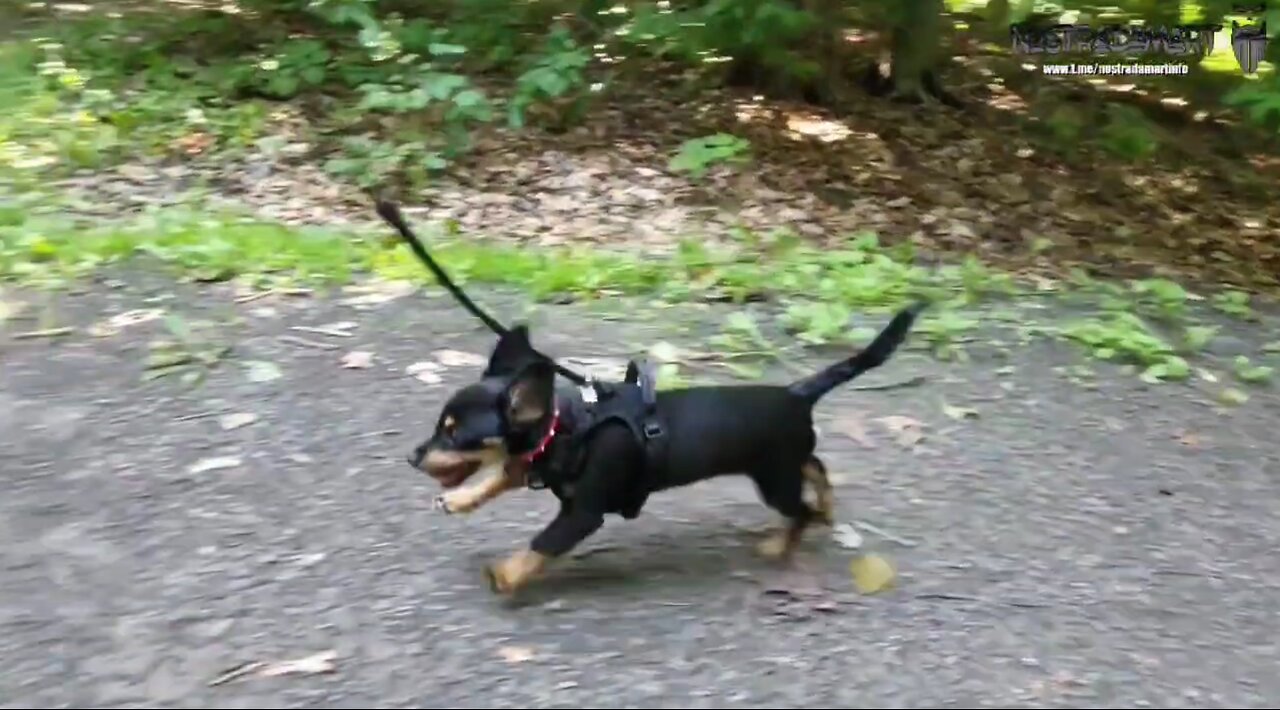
3,276,1279,709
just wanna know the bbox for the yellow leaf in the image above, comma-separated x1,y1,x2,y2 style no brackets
1218,388,1249,406
849,553,896,594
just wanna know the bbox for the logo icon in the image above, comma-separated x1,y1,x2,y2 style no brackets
1231,20,1269,74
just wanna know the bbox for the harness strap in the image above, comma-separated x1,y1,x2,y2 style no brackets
626,358,664,440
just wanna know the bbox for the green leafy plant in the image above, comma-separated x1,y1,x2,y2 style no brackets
1224,76,1280,133
1130,277,1188,319
230,39,331,99
508,25,592,130
669,133,751,177
1099,104,1159,162
1060,312,1189,383
143,313,232,386
323,135,447,188
782,301,856,345
1212,290,1253,318
1182,324,1219,352
1233,355,1273,384
914,308,978,362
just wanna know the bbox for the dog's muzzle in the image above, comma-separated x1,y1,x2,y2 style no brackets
408,445,483,489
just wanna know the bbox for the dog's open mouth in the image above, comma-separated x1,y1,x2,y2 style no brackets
426,460,482,489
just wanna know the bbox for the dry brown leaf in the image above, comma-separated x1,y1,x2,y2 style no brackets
831,415,876,449
339,280,415,307
497,645,536,663
211,650,338,686
942,402,979,420
88,308,166,337
849,553,896,595
0,295,23,323
341,351,374,369
406,361,444,385
433,349,487,367
876,415,925,448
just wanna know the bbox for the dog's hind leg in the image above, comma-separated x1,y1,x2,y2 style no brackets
801,455,836,527
751,464,821,561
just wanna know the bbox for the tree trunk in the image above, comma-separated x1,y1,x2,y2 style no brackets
881,0,957,105
984,0,1009,43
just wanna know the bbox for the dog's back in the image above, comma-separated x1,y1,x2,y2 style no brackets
650,385,815,489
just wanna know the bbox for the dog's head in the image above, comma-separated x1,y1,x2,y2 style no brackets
406,325,558,488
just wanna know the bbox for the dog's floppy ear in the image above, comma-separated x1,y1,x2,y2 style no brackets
504,358,556,426
485,324,537,377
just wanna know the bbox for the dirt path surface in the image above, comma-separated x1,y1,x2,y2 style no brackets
3,276,1280,709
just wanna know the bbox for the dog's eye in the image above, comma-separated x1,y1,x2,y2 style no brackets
441,415,458,438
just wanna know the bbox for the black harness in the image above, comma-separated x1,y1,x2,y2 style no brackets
524,358,667,519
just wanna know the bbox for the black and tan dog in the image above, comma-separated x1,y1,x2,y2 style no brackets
379,202,924,595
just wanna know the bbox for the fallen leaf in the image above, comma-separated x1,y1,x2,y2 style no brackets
433,349,486,367
341,350,374,369
257,650,338,677
721,360,765,380
648,341,681,363
832,523,864,550
849,553,896,594
1175,430,1200,448
244,360,283,383
561,356,628,380
88,308,166,336
942,402,979,420
406,361,444,385
219,412,258,431
340,280,415,307
1218,388,1249,406
189,456,242,474
497,645,536,663
831,415,876,449
212,650,339,686
876,415,925,448
145,349,195,370
0,296,23,323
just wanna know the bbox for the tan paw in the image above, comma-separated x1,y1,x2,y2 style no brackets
485,549,546,595
756,530,793,560
436,488,482,515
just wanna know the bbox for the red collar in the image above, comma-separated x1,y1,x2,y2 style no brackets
520,409,560,464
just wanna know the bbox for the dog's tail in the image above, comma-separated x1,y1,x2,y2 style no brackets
375,200,510,337
787,301,927,403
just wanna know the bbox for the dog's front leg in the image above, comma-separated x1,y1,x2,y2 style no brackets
436,466,523,515
485,504,604,595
